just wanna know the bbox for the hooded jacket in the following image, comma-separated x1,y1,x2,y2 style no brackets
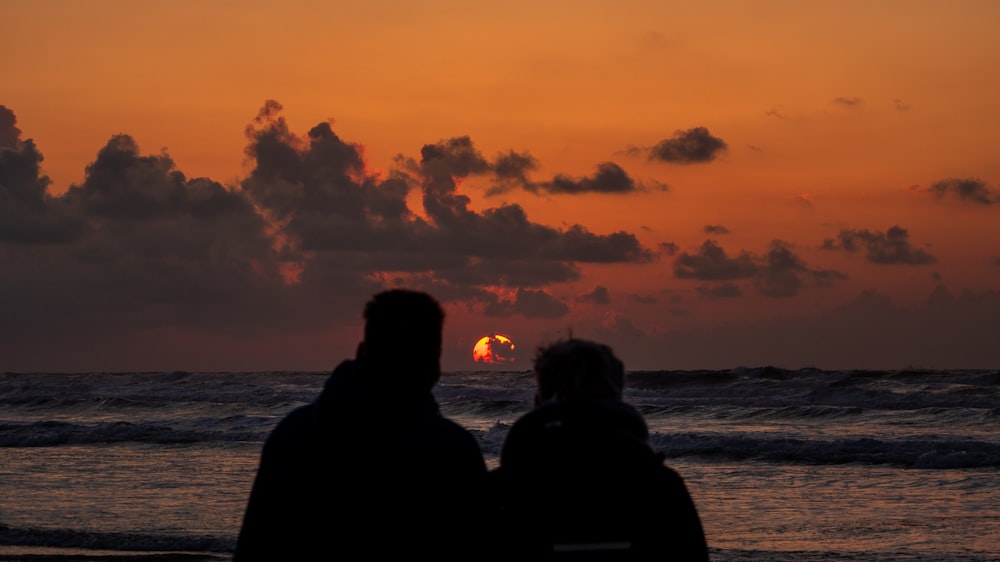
234,359,487,561
491,399,709,561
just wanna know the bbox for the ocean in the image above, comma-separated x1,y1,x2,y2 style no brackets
1,368,998,561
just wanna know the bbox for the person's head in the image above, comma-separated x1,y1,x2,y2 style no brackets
357,289,445,390
533,338,624,405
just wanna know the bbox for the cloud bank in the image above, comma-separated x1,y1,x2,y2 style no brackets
1,101,657,364
673,239,846,298
822,226,936,265
929,178,997,205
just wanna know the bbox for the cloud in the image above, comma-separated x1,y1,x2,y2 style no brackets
484,288,570,318
411,134,651,199
643,127,728,164
489,149,539,195
598,285,1000,371
477,147,644,198
1,101,657,362
928,178,997,205
832,96,864,107
599,310,648,339
0,105,22,149
756,241,847,298
241,103,654,273
0,106,84,244
893,98,911,111
435,257,580,287
628,293,658,305
659,242,679,257
541,162,640,194
673,240,757,281
675,239,846,297
418,135,492,182
1,126,296,351
704,224,730,235
822,225,936,265
697,283,742,299
577,285,611,304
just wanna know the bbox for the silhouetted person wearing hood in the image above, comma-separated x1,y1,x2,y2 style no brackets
491,338,709,560
234,289,487,561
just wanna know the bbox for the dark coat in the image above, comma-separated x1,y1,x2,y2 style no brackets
490,399,709,561
234,359,488,561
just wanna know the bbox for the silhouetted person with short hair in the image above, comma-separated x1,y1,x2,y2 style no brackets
491,338,709,560
234,289,487,561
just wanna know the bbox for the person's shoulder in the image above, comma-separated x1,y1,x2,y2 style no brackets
274,401,316,430
657,463,688,485
426,412,481,443
262,402,319,449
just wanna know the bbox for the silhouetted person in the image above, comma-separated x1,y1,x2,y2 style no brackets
490,339,709,560
234,289,487,561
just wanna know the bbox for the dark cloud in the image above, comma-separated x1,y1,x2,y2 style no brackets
755,241,807,298
832,97,863,107
756,241,847,298
1,101,659,366
0,106,84,244
577,285,611,304
697,283,742,299
893,98,911,111
659,242,679,257
435,258,580,288
645,127,728,164
674,240,757,281
242,104,654,274
409,136,656,199
0,105,22,149
822,226,936,265
676,240,846,297
2,124,296,351
598,310,648,339
704,224,730,235
929,178,997,205
426,143,645,198
419,136,492,180
628,293,658,305
542,162,639,194
398,138,654,270
595,285,1000,371
540,225,654,263
486,149,538,196
484,288,570,319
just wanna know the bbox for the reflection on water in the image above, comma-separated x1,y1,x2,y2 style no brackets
675,460,1000,556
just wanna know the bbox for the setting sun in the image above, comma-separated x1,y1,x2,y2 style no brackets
472,334,516,364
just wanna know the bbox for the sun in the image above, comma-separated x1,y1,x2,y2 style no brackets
472,333,516,364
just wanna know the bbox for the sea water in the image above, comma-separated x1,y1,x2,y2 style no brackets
1,368,997,561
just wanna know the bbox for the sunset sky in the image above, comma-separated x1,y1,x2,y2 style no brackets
3,1,999,372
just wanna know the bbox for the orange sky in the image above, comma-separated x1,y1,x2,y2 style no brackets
3,1,1000,371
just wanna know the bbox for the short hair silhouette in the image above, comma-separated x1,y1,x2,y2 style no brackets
234,288,487,562
360,289,445,390
533,338,624,403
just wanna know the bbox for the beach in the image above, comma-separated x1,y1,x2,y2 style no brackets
1,369,998,561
